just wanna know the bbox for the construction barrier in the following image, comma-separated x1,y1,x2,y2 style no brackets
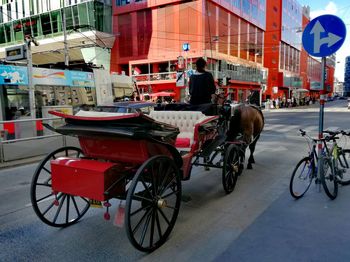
3,122,15,140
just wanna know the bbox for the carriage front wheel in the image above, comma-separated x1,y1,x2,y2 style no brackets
222,144,240,194
30,146,90,227
125,155,182,252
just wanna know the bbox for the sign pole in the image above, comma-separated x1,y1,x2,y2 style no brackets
317,56,326,180
25,37,36,119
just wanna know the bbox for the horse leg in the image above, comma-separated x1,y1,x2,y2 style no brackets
247,134,260,169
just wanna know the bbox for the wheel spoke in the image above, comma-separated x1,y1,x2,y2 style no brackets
132,206,152,235
42,166,51,175
130,205,149,217
132,194,153,203
140,176,153,198
139,210,152,246
157,207,170,226
149,208,156,247
42,193,63,216
80,197,90,205
157,167,173,195
161,189,180,199
36,177,52,187
159,175,177,195
71,196,81,217
53,194,66,223
36,192,54,203
66,195,70,224
155,209,162,239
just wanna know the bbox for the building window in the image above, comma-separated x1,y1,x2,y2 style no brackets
40,13,52,35
51,11,62,34
116,0,130,6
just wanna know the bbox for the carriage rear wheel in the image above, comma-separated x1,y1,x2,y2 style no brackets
125,155,182,252
222,144,239,194
30,146,90,227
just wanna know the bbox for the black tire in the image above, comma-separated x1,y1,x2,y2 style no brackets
125,155,181,252
222,144,239,194
30,146,90,227
337,149,350,185
289,157,315,199
321,157,338,200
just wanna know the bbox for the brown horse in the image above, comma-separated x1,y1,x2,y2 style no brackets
226,103,264,169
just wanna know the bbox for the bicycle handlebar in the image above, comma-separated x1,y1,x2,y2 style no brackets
299,129,340,142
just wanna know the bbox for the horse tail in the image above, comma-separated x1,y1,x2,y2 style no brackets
227,105,242,141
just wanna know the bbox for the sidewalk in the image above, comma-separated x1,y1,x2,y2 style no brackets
215,186,350,261
263,102,320,112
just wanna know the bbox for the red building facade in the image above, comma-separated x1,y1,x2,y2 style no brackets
111,0,267,102
112,0,334,102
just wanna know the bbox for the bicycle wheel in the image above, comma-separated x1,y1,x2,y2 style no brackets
289,157,315,199
321,158,338,200
337,149,350,185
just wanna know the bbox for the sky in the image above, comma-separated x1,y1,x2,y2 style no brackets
298,0,350,81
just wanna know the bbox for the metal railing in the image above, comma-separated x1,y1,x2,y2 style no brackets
0,117,76,163
133,72,177,82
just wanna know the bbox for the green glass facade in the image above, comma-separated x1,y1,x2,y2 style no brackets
0,1,112,46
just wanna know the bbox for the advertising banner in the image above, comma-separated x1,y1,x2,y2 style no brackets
0,65,95,87
0,65,28,85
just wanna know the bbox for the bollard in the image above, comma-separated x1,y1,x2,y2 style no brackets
36,120,44,136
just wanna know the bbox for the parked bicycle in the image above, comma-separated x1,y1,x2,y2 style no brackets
289,129,350,200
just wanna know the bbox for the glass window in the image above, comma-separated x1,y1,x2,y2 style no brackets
0,6,3,24
103,4,112,33
117,0,130,6
72,5,79,27
242,0,250,15
22,18,32,37
40,13,52,35
94,1,104,31
50,11,62,34
280,43,284,69
64,6,74,30
78,3,89,27
230,14,239,57
30,16,40,37
4,22,13,43
87,1,95,29
240,20,248,60
0,25,6,44
13,21,23,41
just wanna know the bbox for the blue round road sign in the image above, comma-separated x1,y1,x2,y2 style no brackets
302,14,346,57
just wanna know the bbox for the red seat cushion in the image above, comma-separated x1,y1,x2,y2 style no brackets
175,138,191,148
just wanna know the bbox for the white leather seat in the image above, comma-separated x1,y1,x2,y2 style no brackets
148,111,212,150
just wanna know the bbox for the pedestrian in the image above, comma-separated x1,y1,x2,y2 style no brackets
189,57,216,105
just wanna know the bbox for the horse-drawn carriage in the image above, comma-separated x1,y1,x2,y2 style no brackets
30,102,263,252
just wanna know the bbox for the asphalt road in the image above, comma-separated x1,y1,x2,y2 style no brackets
0,99,349,261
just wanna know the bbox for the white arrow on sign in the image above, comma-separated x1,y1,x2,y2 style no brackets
310,20,343,53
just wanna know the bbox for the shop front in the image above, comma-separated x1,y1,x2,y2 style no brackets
0,65,95,121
